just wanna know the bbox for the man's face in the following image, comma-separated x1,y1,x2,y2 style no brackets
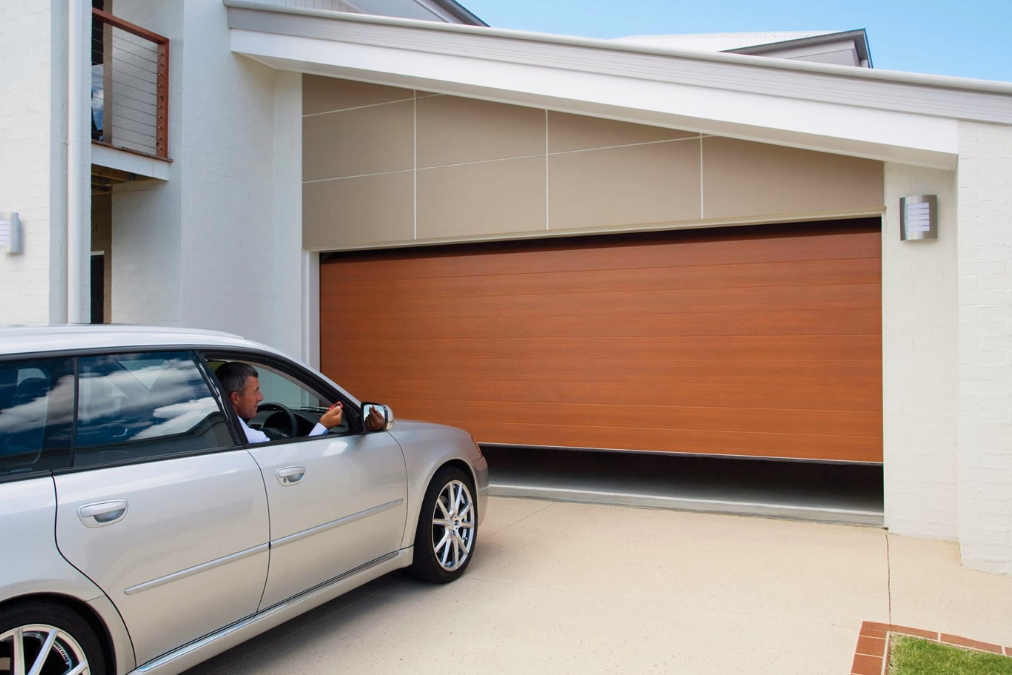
231,375,263,421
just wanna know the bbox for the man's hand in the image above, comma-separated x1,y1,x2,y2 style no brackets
319,401,344,429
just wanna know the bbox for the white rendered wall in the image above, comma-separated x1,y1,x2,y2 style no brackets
271,70,307,360
0,0,67,324
882,165,959,540
110,0,183,326
957,121,1012,574
111,0,301,352
175,0,277,345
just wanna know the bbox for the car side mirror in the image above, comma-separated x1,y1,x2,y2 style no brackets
361,402,393,432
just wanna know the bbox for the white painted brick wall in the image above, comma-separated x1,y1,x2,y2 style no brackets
175,0,277,346
882,164,960,540
111,0,183,326
108,0,307,355
957,120,1012,574
0,0,60,324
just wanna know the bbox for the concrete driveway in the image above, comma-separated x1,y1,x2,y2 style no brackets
184,497,1012,675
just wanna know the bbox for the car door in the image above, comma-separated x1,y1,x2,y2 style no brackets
204,352,407,610
53,351,270,667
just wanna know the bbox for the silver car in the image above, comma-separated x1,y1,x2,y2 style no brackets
0,325,488,675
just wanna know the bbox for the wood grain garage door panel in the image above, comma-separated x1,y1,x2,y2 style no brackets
321,220,882,461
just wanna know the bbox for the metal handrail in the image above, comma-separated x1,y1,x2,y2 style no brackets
91,8,169,159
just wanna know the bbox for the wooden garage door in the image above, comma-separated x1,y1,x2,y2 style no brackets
320,219,882,462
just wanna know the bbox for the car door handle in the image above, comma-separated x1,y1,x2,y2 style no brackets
78,500,129,527
276,466,306,487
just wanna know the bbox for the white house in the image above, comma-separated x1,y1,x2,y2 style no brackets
2,0,1011,573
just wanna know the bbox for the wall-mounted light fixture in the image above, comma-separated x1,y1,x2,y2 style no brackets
0,212,21,254
900,195,937,241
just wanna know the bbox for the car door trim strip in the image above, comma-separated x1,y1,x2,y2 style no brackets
270,498,405,549
123,543,270,596
133,550,406,674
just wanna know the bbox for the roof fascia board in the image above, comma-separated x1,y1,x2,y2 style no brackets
233,28,957,168
224,1,1012,99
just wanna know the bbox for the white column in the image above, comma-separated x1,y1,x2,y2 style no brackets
272,70,306,358
881,164,959,540
67,0,92,323
957,120,1012,574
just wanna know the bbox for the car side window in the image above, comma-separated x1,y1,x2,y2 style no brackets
0,357,75,478
74,351,236,467
206,356,351,440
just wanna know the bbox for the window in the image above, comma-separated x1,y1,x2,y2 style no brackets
74,351,235,467
207,356,350,441
0,357,75,477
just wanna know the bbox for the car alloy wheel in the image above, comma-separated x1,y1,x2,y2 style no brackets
431,478,476,572
0,623,92,675
410,465,478,583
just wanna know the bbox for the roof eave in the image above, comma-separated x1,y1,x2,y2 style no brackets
428,0,487,26
727,28,873,68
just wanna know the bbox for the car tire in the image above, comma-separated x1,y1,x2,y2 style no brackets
409,465,478,584
0,600,106,675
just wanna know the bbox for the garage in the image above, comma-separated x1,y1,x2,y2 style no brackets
320,218,881,463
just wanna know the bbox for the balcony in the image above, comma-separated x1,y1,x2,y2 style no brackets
90,7,169,192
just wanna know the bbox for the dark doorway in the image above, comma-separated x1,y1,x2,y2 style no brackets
90,253,105,324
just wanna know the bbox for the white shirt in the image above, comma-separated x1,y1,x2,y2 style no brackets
239,416,328,444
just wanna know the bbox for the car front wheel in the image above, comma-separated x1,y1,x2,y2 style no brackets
410,466,478,583
0,601,105,675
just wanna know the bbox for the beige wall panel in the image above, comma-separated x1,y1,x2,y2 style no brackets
548,112,697,153
417,157,546,239
303,172,414,250
303,75,413,115
549,140,701,231
416,96,546,168
703,137,884,220
303,100,414,181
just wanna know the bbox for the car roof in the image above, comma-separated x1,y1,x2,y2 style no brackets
0,324,284,357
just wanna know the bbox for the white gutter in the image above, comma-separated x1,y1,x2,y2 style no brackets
67,0,88,323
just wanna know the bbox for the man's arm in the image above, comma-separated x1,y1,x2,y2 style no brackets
239,416,270,443
309,401,344,436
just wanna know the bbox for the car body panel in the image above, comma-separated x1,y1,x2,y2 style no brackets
246,432,408,609
53,451,271,665
88,591,139,675
0,476,104,601
0,476,139,673
129,550,412,675
388,420,489,549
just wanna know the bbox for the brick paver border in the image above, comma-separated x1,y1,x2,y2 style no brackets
852,621,1012,675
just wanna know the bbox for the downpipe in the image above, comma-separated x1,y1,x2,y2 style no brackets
67,0,89,323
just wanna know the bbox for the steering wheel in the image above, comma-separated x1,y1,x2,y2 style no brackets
258,402,298,438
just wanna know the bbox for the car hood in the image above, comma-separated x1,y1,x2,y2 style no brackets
387,419,471,439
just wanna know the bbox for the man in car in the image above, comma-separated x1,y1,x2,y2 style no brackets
215,361,344,443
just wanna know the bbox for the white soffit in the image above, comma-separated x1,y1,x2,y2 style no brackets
224,2,1012,169
92,144,171,181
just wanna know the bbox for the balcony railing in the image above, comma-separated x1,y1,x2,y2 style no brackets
91,8,169,159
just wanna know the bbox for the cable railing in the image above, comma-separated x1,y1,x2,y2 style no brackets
91,8,169,159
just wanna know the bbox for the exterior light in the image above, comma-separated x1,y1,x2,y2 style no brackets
0,212,21,254
900,195,937,241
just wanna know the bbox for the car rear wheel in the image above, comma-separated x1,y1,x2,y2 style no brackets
410,466,477,583
0,601,105,675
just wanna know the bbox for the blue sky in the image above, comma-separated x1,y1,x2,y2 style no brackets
462,0,1012,83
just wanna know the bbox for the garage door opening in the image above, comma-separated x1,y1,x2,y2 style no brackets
481,445,884,525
